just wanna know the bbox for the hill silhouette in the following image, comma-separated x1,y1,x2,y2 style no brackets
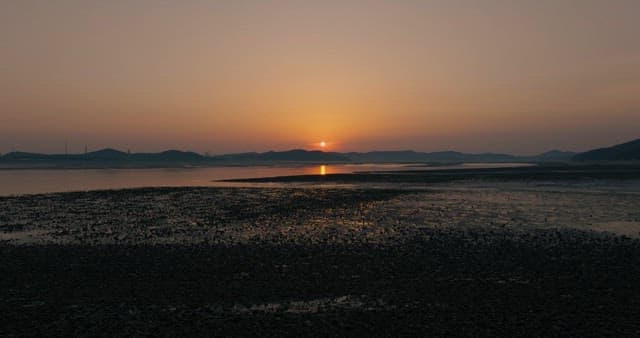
346,150,575,163
0,148,577,167
12,140,640,167
85,148,128,160
573,138,640,162
532,150,576,160
213,149,349,163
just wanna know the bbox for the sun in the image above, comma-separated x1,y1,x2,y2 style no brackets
320,141,326,148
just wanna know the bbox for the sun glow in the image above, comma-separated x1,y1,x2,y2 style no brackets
310,140,335,151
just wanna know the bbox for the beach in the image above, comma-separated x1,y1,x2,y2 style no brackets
2,170,640,336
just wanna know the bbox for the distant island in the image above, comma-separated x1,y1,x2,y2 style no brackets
0,138,638,169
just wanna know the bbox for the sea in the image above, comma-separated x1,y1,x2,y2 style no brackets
0,163,532,195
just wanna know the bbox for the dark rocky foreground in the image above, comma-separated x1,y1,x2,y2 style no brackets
2,187,640,336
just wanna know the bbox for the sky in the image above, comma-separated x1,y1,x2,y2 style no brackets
1,0,639,155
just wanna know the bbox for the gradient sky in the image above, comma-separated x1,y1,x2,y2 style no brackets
1,0,639,155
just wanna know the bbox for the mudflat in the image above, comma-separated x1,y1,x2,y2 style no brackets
2,169,640,336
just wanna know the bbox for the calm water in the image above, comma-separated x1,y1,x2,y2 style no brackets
0,163,532,196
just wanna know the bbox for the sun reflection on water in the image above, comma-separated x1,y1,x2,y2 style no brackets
320,165,327,175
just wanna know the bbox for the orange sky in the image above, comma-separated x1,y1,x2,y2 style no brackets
1,1,639,155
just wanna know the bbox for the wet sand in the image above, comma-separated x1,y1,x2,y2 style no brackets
224,163,640,184
2,171,640,336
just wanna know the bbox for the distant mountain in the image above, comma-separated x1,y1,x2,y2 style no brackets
0,148,348,166
0,147,579,167
212,149,349,163
346,150,517,163
187,149,571,163
0,151,53,161
134,150,205,162
85,148,128,160
534,150,576,158
0,148,206,166
573,138,640,162
2,149,206,161
527,150,576,162
345,150,574,163
347,151,429,163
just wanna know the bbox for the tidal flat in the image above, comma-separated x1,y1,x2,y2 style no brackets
2,175,640,336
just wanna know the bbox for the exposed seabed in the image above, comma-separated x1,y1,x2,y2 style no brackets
2,167,640,336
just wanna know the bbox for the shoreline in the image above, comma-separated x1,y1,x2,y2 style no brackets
221,163,640,184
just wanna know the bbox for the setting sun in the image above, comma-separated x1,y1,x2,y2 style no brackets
320,141,326,148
